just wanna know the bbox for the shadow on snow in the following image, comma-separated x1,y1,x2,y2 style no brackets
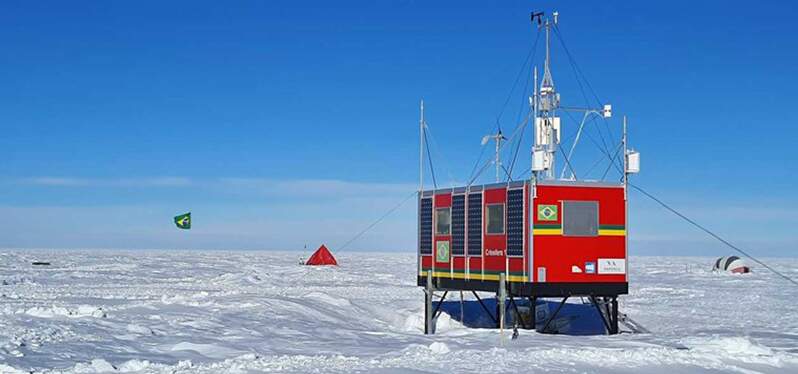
434,297,608,335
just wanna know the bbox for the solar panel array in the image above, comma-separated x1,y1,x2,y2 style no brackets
419,198,432,255
507,188,524,257
451,195,465,256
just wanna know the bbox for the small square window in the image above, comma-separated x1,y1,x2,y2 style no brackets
435,207,451,235
486,204,505,235
563,201,598,237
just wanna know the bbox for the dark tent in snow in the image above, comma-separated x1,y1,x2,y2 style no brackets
305,245,338,266
713,256,750,273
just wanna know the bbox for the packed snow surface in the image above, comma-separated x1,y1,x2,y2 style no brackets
1,249,797,373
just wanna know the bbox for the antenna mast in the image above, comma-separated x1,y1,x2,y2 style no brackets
531,11,561,180
419,99,424,192
482,128,507,182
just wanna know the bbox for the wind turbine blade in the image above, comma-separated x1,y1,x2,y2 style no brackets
481,136,491,145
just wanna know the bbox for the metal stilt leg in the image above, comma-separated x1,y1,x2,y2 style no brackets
424,271,433,334
540,296,569,333
611,297,619,334
498,273,506,333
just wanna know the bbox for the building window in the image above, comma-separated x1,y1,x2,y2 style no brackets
486,203,505,235
563,201,599,237
435,207,451,235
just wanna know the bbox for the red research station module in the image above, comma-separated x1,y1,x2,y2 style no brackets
418,180,627,296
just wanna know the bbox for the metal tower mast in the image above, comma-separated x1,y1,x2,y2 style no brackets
419,99,424,192
531,11,560,180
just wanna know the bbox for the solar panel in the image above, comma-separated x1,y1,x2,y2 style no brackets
452,195,465,256
467,193,482,256
419,198,432,255
507,188,524,257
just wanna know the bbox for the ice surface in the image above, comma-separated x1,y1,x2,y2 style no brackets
0,250,797,373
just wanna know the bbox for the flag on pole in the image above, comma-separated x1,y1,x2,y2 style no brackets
174,212,191,230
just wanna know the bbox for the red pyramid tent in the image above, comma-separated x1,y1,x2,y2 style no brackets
305,244,338,266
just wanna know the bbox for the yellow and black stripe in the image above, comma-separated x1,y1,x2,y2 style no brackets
532,224,625,236
419,268,529,282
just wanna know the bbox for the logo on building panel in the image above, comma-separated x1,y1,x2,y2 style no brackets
436,241,450,262
585,262,596,274
537,204,558,221
484,248,504,257
597,258,626,274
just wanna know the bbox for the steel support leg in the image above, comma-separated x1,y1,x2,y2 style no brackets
472,291,498,325
590,296,612,334
611,297,619,335
540,296,569,333
508,293,528,330
602,297,613,331
431,291,448,320
459,291,464,323
424,271,433,335
498,273,506,332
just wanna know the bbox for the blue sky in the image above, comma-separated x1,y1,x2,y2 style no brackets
1,1,796,256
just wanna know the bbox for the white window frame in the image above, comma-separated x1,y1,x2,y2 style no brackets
485,203,506,235
435,207,452,235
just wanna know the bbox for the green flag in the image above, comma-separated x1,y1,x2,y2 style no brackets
174,212,191,230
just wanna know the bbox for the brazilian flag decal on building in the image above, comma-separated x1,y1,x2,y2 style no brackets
174,212,191,230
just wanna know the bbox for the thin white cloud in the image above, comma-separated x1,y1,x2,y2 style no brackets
22,177,91,186
216,178,415,198
17,177,193,188
10,177,416,198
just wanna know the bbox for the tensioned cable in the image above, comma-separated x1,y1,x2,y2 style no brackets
552,25,624,179
500,164,513,181
513,166,532,180
553,28,593,116
333,122,458,253
424,123,460,187
560,109,624,180
582,155,607,179
468,142,489,182
553,25,603,107
503,29,542,181
509,126,582,181
553,25,618,145
336,190,418,252
505,56,537,182
560,109,618,174
600,142,625,181
551,27,612,152
423,130,438,189
629,183,798,287
468,114,532,186
469,27,541,183
505,113,530,181
551,26,792,286
556,142,578,180
514,55,534,126
496,29,541,129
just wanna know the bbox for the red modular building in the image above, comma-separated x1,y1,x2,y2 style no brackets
417,180,627,295
417,180,629,334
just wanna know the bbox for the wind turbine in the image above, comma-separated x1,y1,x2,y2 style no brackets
482,127,508,182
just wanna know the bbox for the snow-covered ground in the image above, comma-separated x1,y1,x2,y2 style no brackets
0,249,796,373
